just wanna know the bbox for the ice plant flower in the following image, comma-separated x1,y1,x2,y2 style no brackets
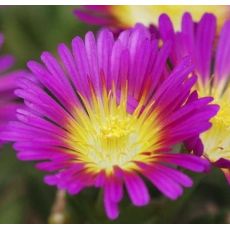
1,25,218,219
74,5,230,31
158,13,230,184
0,33,24,146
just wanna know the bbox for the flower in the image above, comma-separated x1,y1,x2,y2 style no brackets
74,5,230,31
158,13,230,184
1,25,218,219
0,33,24,146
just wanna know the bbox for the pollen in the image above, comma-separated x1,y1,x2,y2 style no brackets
201,95,230,162
212,100,230,128
100,115,133,139
65,86,162,172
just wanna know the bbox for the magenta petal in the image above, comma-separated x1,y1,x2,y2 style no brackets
74,9,113,26
195,13,216,81
124,172,150,206
181,13,194,55
67,182,85,195
214,20,230,83
104,176,123,203
143,169,183,200
0,54,15,73
158,13,174,41
214,158,230,168
44,174,59,185
35,161,71,172
184,136,204,156
151,164,193,187
104,192,119,220
155,153,211,172
95,170,106,187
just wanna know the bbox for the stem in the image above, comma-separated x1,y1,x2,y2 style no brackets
48,190,67,224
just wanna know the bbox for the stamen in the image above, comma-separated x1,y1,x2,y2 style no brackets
66,88,161,172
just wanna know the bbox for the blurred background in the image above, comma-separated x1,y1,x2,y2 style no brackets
0,6,230,224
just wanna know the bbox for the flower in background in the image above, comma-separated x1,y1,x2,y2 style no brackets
74,5,230,31
159,13,230,184
0,33,25,146
1,25,218,219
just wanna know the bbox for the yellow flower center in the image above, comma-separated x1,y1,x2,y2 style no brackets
65,84,162,173
110,5,229,31
201,95,230,162
100,115,133,139
212,101,230,128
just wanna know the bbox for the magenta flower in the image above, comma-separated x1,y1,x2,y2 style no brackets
74,5,230,32
1,25,218,219
158,13,230,184
74,6,116,27
0,33,25,146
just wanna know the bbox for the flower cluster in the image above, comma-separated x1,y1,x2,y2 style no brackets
0,7,230,221
1,25,218,219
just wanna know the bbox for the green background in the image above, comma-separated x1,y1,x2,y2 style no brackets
0,6,230,224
